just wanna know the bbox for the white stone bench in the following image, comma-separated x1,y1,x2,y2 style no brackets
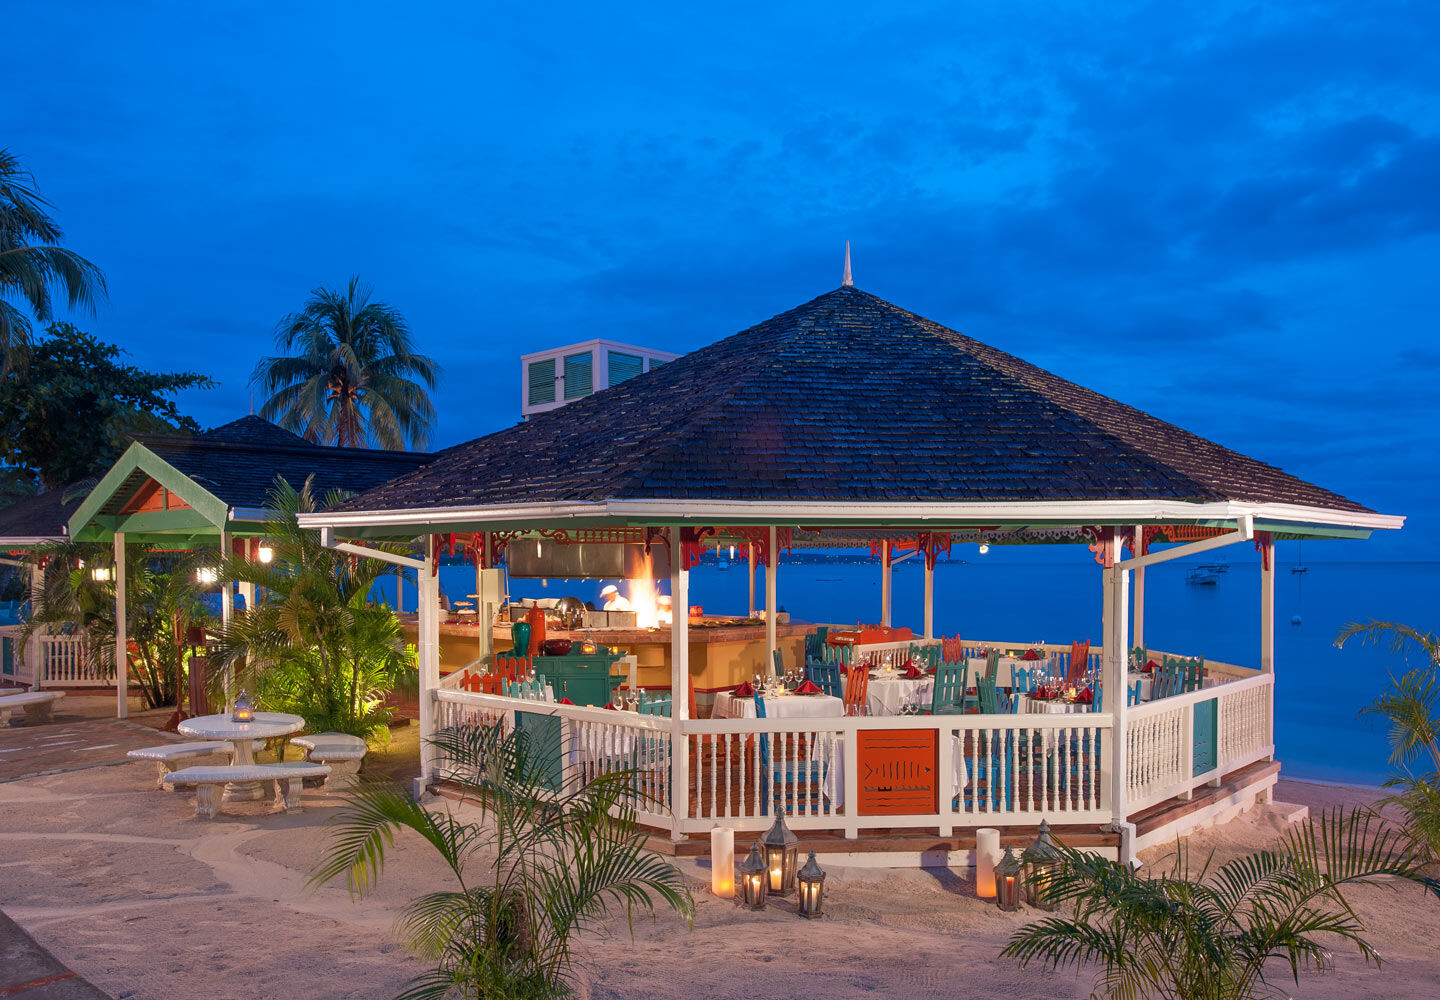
163,762,332,819
290,732,368,789
0,690,64,726
127,740,266,789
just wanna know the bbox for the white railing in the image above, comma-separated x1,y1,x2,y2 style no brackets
433,689,675,831
38,633,114,687
429,648,1273,840
685,713,1112,836
1125,672,1274,813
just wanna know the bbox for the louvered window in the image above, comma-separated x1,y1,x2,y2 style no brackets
648,357,667,371
527,359,556,406
563,352,593,400
608,351,643,387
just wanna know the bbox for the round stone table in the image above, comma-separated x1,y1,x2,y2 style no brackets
178,712,305,801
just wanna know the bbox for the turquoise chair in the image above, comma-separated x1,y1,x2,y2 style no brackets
754,692,826,815
929,661,969,715
806,656,843,698
1012,666,1037,695
638,691,672,716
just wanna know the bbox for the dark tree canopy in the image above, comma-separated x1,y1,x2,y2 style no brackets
0,322,214,488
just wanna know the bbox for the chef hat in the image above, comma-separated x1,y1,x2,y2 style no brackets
600,584,619,596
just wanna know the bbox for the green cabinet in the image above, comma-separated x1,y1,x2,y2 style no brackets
533,647,622,708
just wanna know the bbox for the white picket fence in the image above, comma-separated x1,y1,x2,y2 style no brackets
37,633,115,686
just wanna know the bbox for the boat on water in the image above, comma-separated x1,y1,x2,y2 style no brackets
1186,566,1221,586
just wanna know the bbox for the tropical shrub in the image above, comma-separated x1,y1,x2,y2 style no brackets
22,541,210,709
1002,809,1439,1000
1337,620,1440,863
314,722,694,999
211,476,416,741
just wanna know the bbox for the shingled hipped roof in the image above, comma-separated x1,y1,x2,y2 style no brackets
330,286,1371,518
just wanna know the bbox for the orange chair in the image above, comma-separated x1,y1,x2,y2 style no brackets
495,655,531,682
843,663,869,716
941,636,965,664
1066,641,1090,683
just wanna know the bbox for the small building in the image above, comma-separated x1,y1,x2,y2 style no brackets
521,339,679,419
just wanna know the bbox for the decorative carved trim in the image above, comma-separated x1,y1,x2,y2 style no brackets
1254,530,1272,571
679,526,719,570
917,531,952,570
1081,526,1114,567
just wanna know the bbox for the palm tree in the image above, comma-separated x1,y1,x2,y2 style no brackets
250,277,439,449
1002,809,1439,1000
210,476,417,740
0,149,106,371
1337,620,1440,862
313,722,694,998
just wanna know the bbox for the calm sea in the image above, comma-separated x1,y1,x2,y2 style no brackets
411,555,1440,787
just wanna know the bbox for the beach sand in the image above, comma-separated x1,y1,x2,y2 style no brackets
1,734,1436,1000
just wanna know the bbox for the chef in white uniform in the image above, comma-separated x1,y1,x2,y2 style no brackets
600,584,633,612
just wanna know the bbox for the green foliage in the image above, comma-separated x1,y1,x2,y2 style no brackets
0,322,214,488
0,149,106,372
314,722,693,999
1002,809,1439,1000
251,276,440,450
21,540,211,709
1337,620,1440,863
210,476,415,741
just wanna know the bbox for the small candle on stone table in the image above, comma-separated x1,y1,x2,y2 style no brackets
711,828,735,897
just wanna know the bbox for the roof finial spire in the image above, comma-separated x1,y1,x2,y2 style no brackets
842,240,853,287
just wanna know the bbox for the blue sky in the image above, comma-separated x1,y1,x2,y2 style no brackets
8,1,1439,558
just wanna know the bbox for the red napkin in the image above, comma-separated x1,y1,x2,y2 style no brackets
733,681,755,697
604,703,617,710
795,680,822,695
1144,660,1160,674
903,664,924,679
1076,687,1093,705
559,696,575,705
898,658,913,672
1023,649,1040,660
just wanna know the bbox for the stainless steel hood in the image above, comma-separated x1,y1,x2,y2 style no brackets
507,541,672,580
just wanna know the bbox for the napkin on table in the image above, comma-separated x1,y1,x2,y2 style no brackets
733,681,755,697
794,679,822,695
559,696,575,705
903,664,924,679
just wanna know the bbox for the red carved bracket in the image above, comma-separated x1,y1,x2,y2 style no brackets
1081,526,1115,568
726,526,790,567
679,526,719,570
917,532,952,570
1254,530,1272,571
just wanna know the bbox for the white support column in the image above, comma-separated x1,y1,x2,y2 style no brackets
880,544,892,627
1103,557,1131,843
765,527,778,678
417,535,441,791
395,568,405,613
1260,535,1275,674
218,529,233,710
1132,564,1145,651
114,533,127,717
747,543,756,617
923,557,935,639
669,527,690,839
26,562,43,689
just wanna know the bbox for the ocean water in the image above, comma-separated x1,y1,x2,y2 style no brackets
409,555,1440,787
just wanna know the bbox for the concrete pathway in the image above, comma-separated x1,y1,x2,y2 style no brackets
0,910,110,998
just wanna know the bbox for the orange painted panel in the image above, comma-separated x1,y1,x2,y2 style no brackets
856,729,938,816
119,479,192,514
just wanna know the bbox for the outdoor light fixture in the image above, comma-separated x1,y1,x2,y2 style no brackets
196,567,218,585
1021,819,1063,911
536,539,543,557
729,545,736,560
256,544,274,564
90,566,112,582
231,689,254,723
710,828,735,898
795,850,827,919
994,846,1022,911
760,802,800,895
978,543,991,555
740,843,768,909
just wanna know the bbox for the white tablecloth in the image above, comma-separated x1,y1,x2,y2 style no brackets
712,690,845,720
867,674,933,716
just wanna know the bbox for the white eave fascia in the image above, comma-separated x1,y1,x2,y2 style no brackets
0,535,67,547
295,498,1404,534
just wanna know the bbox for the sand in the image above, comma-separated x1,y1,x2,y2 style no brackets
1,711,1437,999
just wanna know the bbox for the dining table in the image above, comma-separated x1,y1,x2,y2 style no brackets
866,671,933,716
1018,695,1093,715
712,689,845,720
177,711,305,801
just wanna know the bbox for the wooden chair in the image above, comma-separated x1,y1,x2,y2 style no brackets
754,692,826,815
495,655,530,682
806,657,843,699
638,691,672,716
843,663,869,716
941,635,965,664
1011,666,1037,695
929,661,969,715
1065,641,1090,684
772,648,785,679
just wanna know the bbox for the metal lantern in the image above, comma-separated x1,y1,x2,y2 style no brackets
740,843,768,910
1021,818,1063,911
231,689,254,723
256,544,274,564
795,850,826,919
994,846,1022,911
760,803,800,895
90,565,112,582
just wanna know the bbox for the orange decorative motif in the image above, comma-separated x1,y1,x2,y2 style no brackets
856,730,938,815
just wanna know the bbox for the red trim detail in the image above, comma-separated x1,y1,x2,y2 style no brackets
1254,530,1272,571
917,532,952,570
